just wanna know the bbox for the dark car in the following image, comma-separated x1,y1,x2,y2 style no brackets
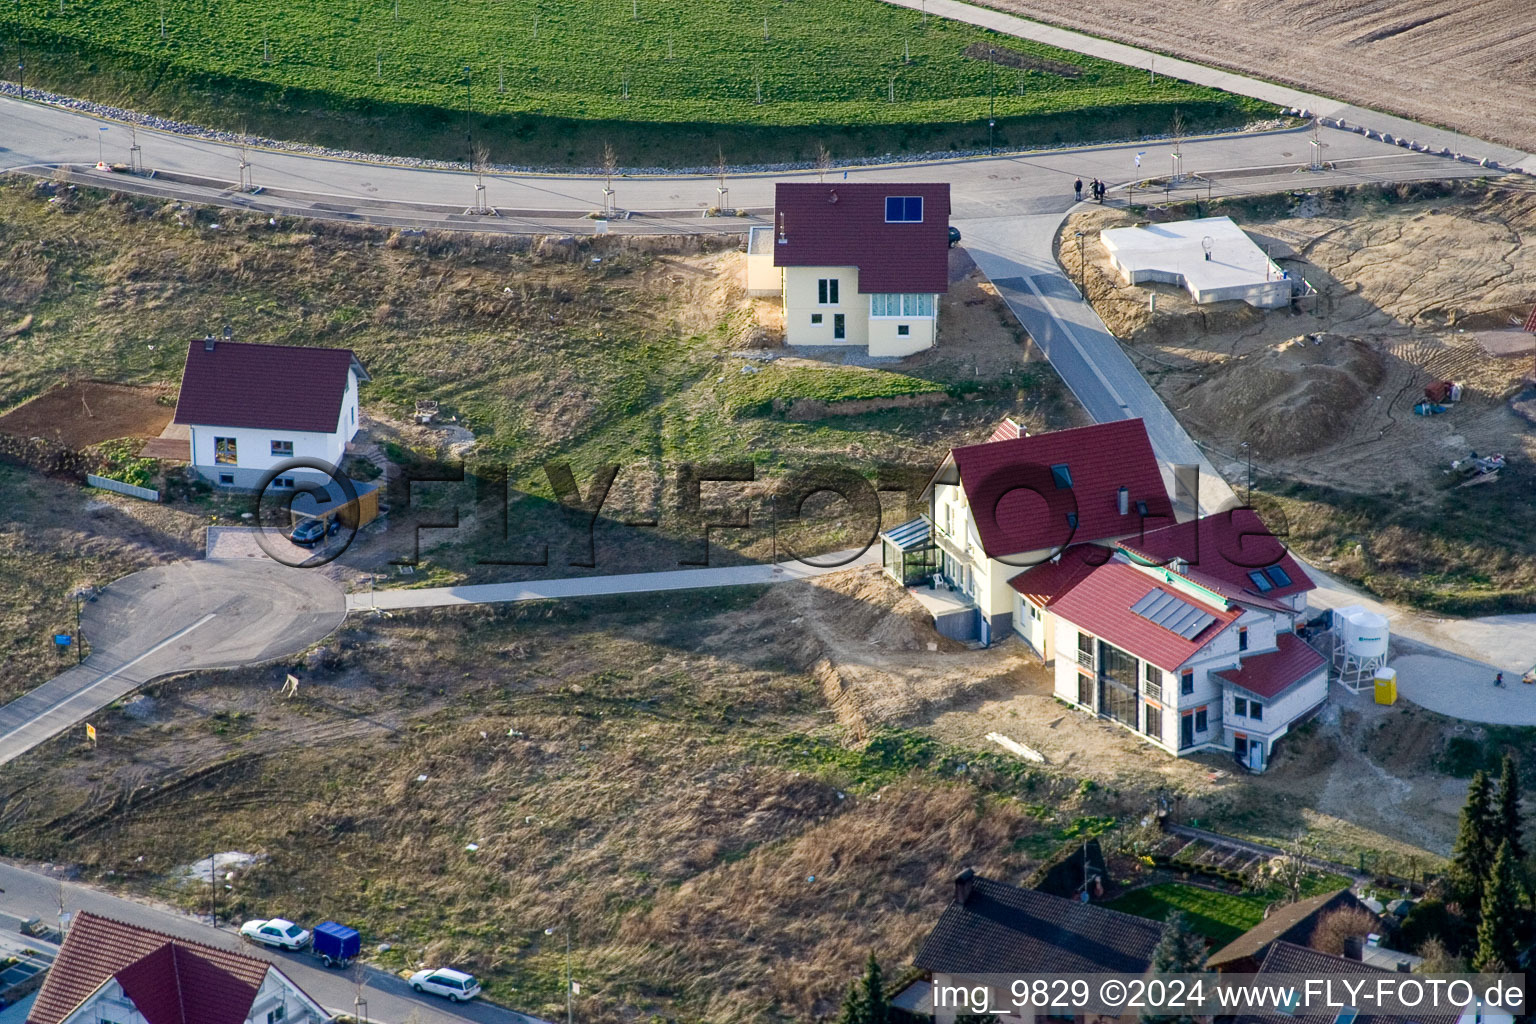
948,225,962,248
289,517,337,546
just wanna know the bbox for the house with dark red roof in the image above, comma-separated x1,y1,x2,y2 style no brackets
173,336,369,489
902,868,1163,1022
27,912,328,1024
746,182,951,356
1014,507,1324,771
914,419,1176,644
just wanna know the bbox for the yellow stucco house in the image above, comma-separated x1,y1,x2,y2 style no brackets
746,182,952,357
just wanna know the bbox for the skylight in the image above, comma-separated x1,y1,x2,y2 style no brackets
1051,463,1072,489
885,196,924,222
1247,570,1274,593
1266,565,1292,587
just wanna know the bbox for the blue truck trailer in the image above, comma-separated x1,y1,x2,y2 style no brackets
312,921,361,968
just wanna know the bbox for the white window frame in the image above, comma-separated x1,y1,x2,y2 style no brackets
810,312,823,325
870,293,935,318
817,278,840,306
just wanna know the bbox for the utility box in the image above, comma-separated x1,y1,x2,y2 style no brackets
1374,667,1398,705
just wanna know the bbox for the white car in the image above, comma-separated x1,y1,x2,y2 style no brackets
239,918,311,950
409,967,482,1002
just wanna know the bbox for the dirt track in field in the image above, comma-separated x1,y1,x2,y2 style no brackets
973,0,1536,153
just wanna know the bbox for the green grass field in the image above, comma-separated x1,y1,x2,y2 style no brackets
2,0,1274,164
1105,883,1271,946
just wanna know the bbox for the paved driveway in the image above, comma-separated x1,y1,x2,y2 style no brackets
0,560,345,765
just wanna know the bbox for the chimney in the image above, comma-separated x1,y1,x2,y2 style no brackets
954,867,976,905
1342,935,1364,961
1118,486,1129,515
203,333,216,352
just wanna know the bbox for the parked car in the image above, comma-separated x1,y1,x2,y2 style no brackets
289,516,338,546
239,918,311,950
312,920,361,968
409,968,482,1002
948,225,962,248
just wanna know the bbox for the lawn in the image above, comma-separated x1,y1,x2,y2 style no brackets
1105,883,1270,946
1106,870,1356,947
1,0,1274,164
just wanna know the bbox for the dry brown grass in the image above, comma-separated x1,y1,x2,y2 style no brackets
0,464,203,702
0,580,1078,1022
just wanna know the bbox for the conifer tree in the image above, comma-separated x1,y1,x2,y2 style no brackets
1450,771,1496,916
836,980,867,1024
1497,754,1525,863
1474,839,1521,973
861,953,889,1024
1144,912,1208,1024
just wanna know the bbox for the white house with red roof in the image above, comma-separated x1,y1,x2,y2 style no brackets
1015,509,1325,770
751,182,951,356
173,336,369,490
913,419,1177,644
26,911,328,1024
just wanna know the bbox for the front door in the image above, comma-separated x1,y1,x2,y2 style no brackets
833,313,846,339
1180,713,1195,749
1024,600,1046,653
1233,735,1248,765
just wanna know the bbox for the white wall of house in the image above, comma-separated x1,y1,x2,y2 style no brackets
187,368,361,488
1223,667,1327,770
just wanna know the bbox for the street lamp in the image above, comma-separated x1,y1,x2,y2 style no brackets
1240,441,1253,503
988,46,996,153
1074,230,1086,298
545,923,573,1024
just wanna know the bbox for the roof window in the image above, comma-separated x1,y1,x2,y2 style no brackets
885,196,923,222
1051,463,1073,489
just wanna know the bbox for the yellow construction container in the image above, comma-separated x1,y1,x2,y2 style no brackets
1374,667,1398,705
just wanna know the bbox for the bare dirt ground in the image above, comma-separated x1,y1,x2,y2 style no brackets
0,381,174,448
1061,181,1536,492
975,0,1536,153
1060,180,1536,611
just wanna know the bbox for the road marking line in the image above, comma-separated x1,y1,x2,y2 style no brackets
0,613,217,750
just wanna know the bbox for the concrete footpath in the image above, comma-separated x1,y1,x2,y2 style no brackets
349,548,882,612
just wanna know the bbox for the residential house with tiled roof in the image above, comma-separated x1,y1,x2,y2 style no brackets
174,336,368,489
748,182,951,356
909,869,1163,1024
914,419,1177,644
27,912,328,1024
1206,889,1377,973
1019,507,1325,770
1231,941,1507,1024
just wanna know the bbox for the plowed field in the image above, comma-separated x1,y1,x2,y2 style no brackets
974,0,1536,152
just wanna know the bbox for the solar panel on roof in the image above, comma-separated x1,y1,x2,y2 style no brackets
1131,590,1216,640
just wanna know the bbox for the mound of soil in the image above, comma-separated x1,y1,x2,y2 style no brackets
1180,334,1385,458
703,566,1035,739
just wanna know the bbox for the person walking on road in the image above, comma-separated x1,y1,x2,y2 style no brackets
1074,178,1083,202
1495,672,1506,688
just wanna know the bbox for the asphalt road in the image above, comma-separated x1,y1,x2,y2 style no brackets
0,560,346,766
0,859,550,1024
